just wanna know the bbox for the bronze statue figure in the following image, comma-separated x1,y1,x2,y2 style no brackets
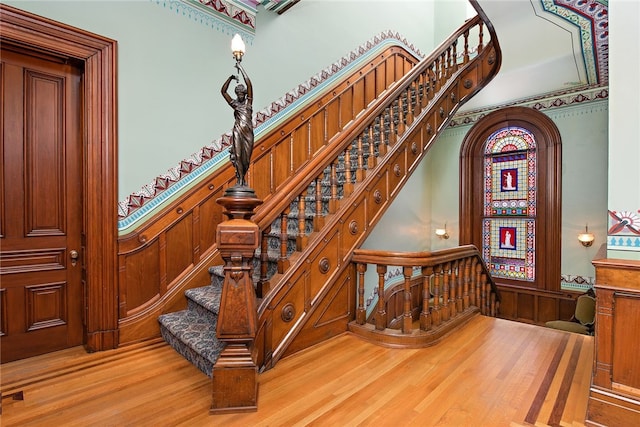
221,63,253,187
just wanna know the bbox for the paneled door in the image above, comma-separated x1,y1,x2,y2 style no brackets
1,47,84,362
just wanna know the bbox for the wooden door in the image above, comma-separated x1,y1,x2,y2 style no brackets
1,47,84,362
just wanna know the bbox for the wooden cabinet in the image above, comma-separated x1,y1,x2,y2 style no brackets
586,246,640,426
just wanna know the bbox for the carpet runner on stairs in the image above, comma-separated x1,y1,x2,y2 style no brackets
158,266,226,377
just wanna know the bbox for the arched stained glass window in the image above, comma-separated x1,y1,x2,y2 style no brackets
482,126,537,282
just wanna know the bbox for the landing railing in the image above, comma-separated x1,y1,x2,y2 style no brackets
349,245,499,347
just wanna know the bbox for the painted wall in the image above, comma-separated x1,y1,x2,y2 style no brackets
3,0,465,203
607,0,640,257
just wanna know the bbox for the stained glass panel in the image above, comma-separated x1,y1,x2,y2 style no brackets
483,126,537,282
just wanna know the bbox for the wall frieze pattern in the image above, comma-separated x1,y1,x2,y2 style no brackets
608,209,640,251
541,0,608,85
448,85,608,129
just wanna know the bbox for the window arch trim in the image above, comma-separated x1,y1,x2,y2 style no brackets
460,106,562,291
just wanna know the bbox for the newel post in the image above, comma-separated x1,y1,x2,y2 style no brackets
210,186,263,414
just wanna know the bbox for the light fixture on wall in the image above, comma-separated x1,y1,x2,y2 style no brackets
435,223,449,239
231,33,246,63
578,224,595,247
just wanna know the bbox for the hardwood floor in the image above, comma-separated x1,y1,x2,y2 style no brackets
1,315,593,426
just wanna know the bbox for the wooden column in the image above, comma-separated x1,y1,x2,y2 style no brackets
210,187,262,414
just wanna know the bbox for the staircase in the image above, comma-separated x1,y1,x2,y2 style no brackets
158,2,501,406
158,266,225,376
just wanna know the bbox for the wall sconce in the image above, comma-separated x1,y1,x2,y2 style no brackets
231,33,246,64
577,225,595,247
435,224,449,239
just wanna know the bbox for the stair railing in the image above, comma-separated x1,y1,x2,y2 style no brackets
352,245,499,338
253,5,501,367
253,13,494,291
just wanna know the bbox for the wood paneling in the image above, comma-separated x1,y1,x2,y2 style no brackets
165,215,193,285
586,247,640,426
496,284,579,326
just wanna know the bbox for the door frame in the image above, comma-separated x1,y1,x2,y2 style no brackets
1,4,119,351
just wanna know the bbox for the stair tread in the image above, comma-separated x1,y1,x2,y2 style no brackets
158,310,225,364
185,285,222,314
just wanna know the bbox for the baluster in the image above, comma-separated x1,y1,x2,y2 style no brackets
470,258,478,306
450,260,458,318
452,39,459,72
376,264,387,330
329,160,338,214
478,22,484,53
257,228,270,297
455,259,463,314
296,193,307,250
434,57,441,93
432,264,442,327
368,126,376,169
446,46,452,78
377,115,387,157
463,29,470,64
463,257,471,309
356,263,367,324
356,134,365,182
430,65,437,100
475,263,482,311
440,52,446,87
419,71,427,110
397,96,405,136
314,173,324,231
420,266,433,331
343,146,353,194
442,262,450,322
490,291,496,317
481,272,488,315
406,84,414,126
278,208,290,273
402,266,413,333
388,106,397,145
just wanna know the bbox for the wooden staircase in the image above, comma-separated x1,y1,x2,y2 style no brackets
127,0,502,414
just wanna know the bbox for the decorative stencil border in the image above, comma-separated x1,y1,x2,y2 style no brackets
541,0,608,85
560,274,594,291
449,85,608,129
118,31,424,232
153,0,255,42
607,209,640,251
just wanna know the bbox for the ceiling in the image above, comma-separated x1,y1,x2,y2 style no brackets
461,0,608,111
200,0,607,111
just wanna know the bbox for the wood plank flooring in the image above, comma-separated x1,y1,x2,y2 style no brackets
0,315,593,426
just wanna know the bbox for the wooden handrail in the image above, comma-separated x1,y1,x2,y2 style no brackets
351,245,500,344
